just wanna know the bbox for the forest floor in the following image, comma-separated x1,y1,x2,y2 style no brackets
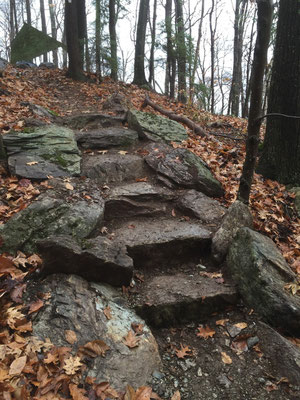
0,66,300,400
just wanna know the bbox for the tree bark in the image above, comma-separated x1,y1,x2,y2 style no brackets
9,0,16,46
95,0,101,75
48,0,58,66
25,0,31,25
142,96,207,137
40,0,48,62
209,0,216,113
148,0,157,87
133,0,150,86
175,0,187,103
238,0,273,204
77,0,87,70
165,0,176,98
109,0,118,80
257,0,300,185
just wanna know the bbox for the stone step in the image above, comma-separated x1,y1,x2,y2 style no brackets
134,273,238,327
76,127,139,149
82,153,149,184
104,182,175,219
112,219,212,268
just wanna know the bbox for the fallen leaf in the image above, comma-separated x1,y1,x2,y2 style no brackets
171,209,176,217
27,254,42,267
97,150,108,154
221,351,232,365
136,177,148,182
9,355,27,375
103,306,112,320
118,150,128,155
234,322,248,330
26,161,38,166
69,383,89,400
28,298,44,314
175,344,192,359
196,325,216,339
123,330,140,348
63,355,82,375
10,283,27,303
131,322,144,335
65,330,77,345
65,183,74,191
171,391,181,400
135,386,152,400
80,340,110,357
266,382,278,392
216,319,229,326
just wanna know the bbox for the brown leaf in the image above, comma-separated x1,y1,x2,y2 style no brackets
171,391,181,400
69,383,89,400
9,355,27,375
196,325,216,339
63,355,82,375
65,330,78,345
131,322,144,335
135,386,153,400
234,322,248,330
123,330,140,349
221,351,232,365
28,298,44,314
65,182,74,190
175,344,192,359
27,254,43,267
80,340,110,357
136,177,148,182
10,283,27,303
103,306,112,320
216,319,229,326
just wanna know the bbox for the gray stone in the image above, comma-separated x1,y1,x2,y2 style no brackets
104,182,174,219
113,219,212,268
76,127,138,149
65,113,125,130
15,60,37,68
37,235,133,287
82,153,148,183
3,125,81,179
227,227,300,335
0,192,104,254
144,143,224,198
28,274,161,390
134,273,237,327
257,322,300,385
212,201,253,263
102,93,130,116
127,109,188,143
0,57,8,71
177,190,226,228
39,61,56,69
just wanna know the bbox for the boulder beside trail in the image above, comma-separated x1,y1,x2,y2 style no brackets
3,125,81,179
212,200,253,263
144,143,224,198
227,227,300,335
37,235,133,287
76,127,138,149
127,109,188,144
28,274,162,391
0,191,104,254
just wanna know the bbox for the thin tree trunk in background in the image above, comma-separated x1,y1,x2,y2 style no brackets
40,0,47,62
25,0,31,25
149,0,157,87
209,0,215,113
95,0,101,75
175,0,186,103
190,0,205,102
9,0,15,47
165,0,175,98
133,0,150,86
238,0,273,204
62,27,68,68
48,0,58,66
109,0,118,80
77,0,87,71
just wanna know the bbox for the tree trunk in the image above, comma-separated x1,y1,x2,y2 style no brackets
65,0,84,80
48,0,58,66
77,0,87,71
209,0,215,113
165,0,176,98
9,0,15,46
132,0,150,86
25,0,31,25
175,0,186,103
95,0,101,75
40,0,48,62
257,0,300,185
238,0,273,204
148,0,157,87
109,0,118,80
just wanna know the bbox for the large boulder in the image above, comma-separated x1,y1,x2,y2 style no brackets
37,235,133,287
65,113,125,130
227,227,300,335
76,127,138,149
3,125,81,179
127,109,188,144
212,200,253,262
28,274,162,391
0,191,104,254
144,143,224,198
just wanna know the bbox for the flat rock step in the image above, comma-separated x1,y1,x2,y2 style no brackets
134,273,238,327
76,127,139,149
113,219,212,268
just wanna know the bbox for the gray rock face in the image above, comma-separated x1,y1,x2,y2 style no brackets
257,322,300,385
3,125,81,179
135,273,237,327
39,61,56,69
227,227,300,335
127,109,188,143
65,113,125,130
105,182,174,219
37,235,133,287
76,127,138,149
29,274,161,390
114,219,211,268
144,143,224,198
0,192,104,254
82,153,148,183
0,57,8,71
177,190,226,228
212,200,253,263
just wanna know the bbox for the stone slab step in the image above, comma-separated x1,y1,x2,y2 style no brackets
76,127,139,149
113,219,212,268
134,273,238,327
